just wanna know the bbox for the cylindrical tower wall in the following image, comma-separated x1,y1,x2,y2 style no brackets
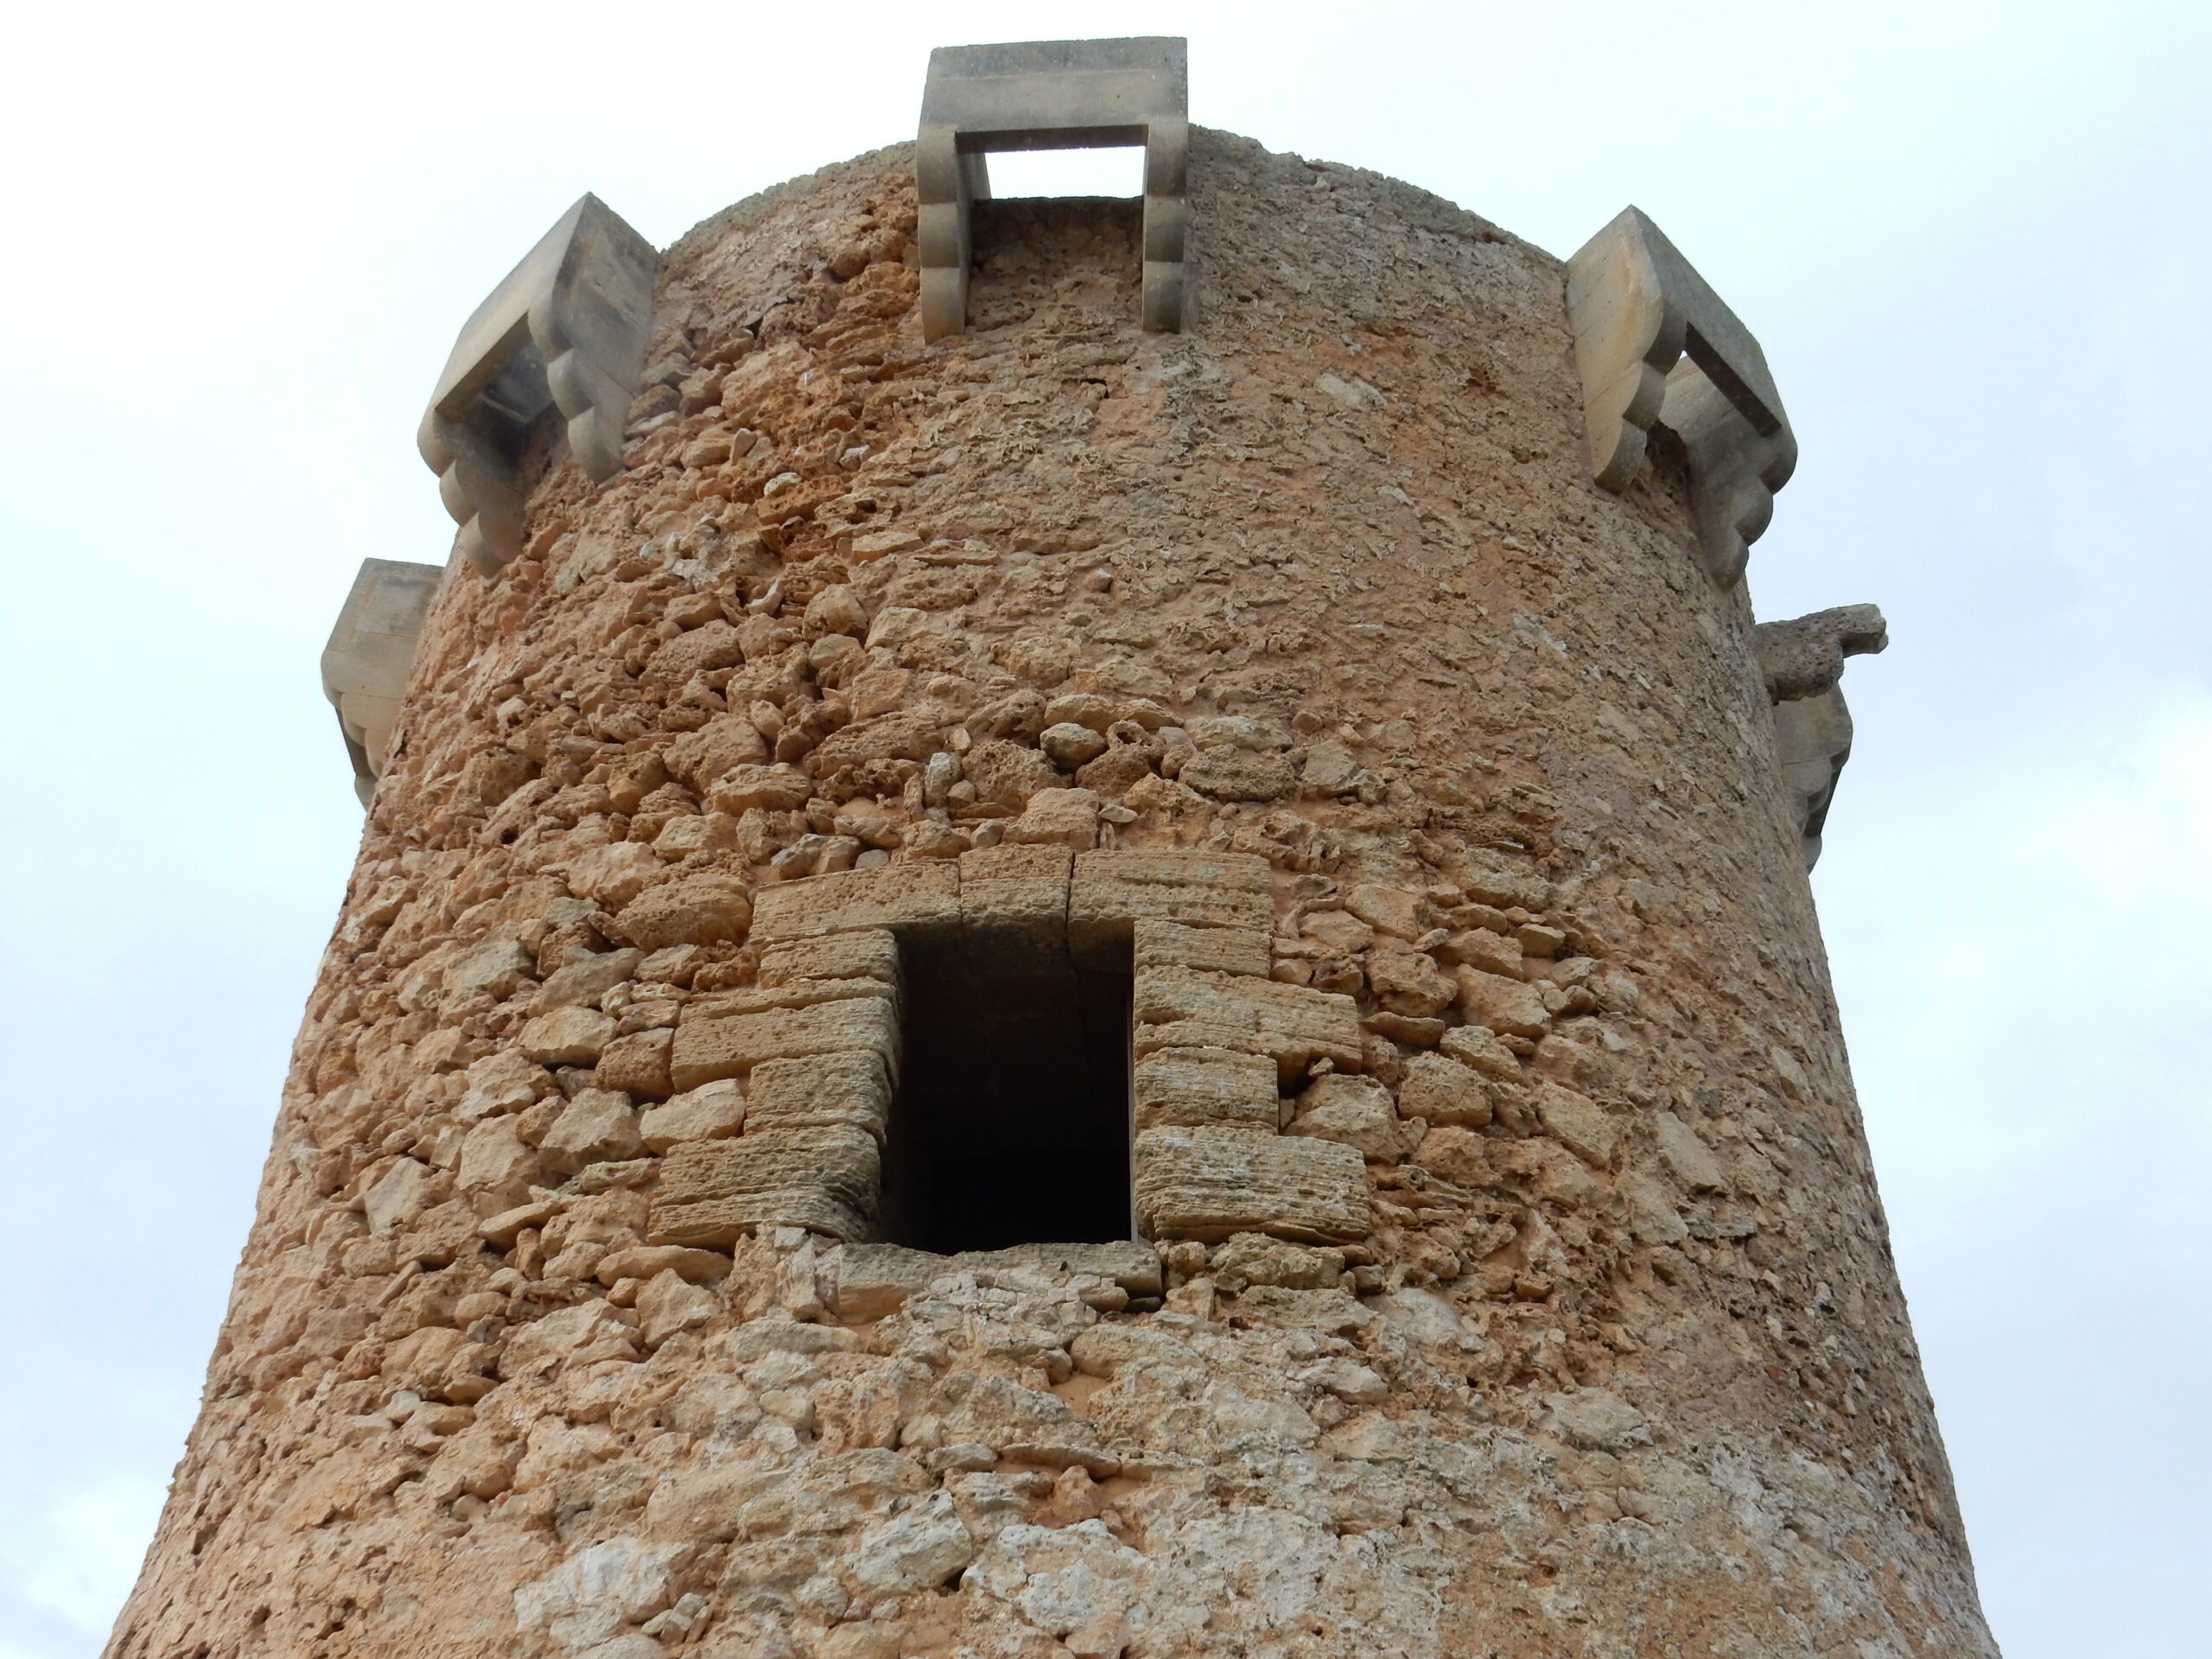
109,130,1995,1659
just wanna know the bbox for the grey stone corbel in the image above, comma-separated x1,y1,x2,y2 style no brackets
321,559,442,807
417,194,660,575
1566,207,1797,587
1754,606,1888,869
918,37,1189,340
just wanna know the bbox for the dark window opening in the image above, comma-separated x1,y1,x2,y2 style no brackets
881,931,1132,1255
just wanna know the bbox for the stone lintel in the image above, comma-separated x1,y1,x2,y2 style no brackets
918,36,1188,340
1566,207,1797,587
416,194,660,576
321,558,442,807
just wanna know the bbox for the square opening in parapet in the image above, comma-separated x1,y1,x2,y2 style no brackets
880,929,1133,1254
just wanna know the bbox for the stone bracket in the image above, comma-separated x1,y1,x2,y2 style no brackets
416,194,660,576
1754,605,1888,869
321,558,442,807
1566,207,1797,587
918,36,1188,340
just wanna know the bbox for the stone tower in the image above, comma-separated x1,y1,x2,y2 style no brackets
111,37,1999,1659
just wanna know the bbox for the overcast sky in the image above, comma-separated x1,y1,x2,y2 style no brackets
2,3,2204,1655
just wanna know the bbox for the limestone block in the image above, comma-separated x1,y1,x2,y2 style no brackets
835,1239,1162,1319
541,1089,644,1173
1132,918,1270,978
1135,1127,1370,1243
760,928,901,990
1133,965,1363,1081
1533,1081,1618,1169
918,37,1188,340
1211,1234,1346,1291
1455,967,1551,1039
653,1125,880,1244
1069,849,1272,965
321,558,441,806
683,978,897,1021
751,862,961,946
519,1006,615,1066
1006,786,1101,849
1285,1074,1414,1162
1135,1046,1279,1130
416,194,660,575
962,740,1061,808
640,1079,745,1152
834,1243,952,1319
958,843,1071,943
1178,748,1294,802
1438,1024,1523,1081
531,948,643,1014
613,876,753,951
670,996,898,1091
1366,946,1455,1018
1397,1052,1493,1128
746,1052,892,1139
706,762,813,814
1342,884,1428,940
1565,206,1796,586
1654,1110,1728,1192
594,1027,675,1100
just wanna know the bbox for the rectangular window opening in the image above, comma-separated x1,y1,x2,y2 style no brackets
881,933,1133,1255
983,144,1145,200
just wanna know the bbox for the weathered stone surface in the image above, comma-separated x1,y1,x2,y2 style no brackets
751,862,960,944
1134,966,1362,1081
958,843,1070,938
1135,1127,1370,1243
1455,965,1551,1039
1285,1073,1414,1161
639,1078,745,1152
594,1027,674,1099
541,1089,644,1173
1134,1045,1279,1130
669,995,897,1090
1068,849,1271,963
519,1005,615,1065
1534,1080,1619,1168
653,1124,879,1244
613,875,753,950
1396,1052,1492,1127
1132,918,1270,978
759,927,900,988
745,1051,891,1138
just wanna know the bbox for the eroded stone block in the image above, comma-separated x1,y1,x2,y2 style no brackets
1135,1127,1370,1243
1134,1046,1279,1130
759,929,901,990
1133,966,1362,1081
746,1052,892,1140
669,997,898,1091
1132,918,1270,978
1070,849,1272,966
653,1125,880,1244
751,862,961,945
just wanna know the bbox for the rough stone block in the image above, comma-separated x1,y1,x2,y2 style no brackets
1534,1081,1619,1168
1133,966,1362,1082
670,996,898,1091
1455,967,1551,1039
1285,1074,1414,1161
1134,1046,1279,1130
639,1079,746,1152
519,1006,615,1066
594,1027,675,1100
650,1190,869,1247
1397,1052,1492,1128
746,1052,892,1140
1069,849,1272,965
614,877,753,951
751,862,961,945
1135,1127,1370,1243
759,928,901,990
1132,918,1270,979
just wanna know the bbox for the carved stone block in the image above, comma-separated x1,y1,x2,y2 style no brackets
918,37,1188,340
1135,1127,1370,1243
1566,207,1796,587
416,194,660,575
321,558,442,806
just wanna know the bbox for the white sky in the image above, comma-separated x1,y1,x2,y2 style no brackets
1,3,2204,1654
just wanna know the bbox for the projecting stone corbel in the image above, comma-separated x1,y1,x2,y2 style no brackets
416,194,660,576
321,559,442,807
1567,207,1797,587
918,36,1189,340
1754,605,1888,869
